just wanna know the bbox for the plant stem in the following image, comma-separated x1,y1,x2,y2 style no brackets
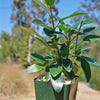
66,31,71,58
73,15,85,61
49,4,61,58
56,46,61,57
49,5,54,28
54,19,61,30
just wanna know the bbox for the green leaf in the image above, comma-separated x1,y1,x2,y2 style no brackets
57,17,65,25
32,19,53,30
72,78,76,83
50,72,65,93
45,66,50,81
21,27,46,42
67,71,75,80
35,37,47,47
72,38,83,44
45,0,55,5
61,11,87,21
44,56,52,60
43,28,53,40
53,31,63,35
79,27,100,35
58,24,70,32
78,57,91,82
63,59,72,72
80,46,91,51
34,0,49,12
50,65,63,77
82,56,100,67
72,20,81,29
83,18,95,25
26,64,43,73
60,43,68,57
31,54,46,64
83,35,100,41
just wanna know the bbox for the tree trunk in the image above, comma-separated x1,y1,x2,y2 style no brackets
27,33,33,64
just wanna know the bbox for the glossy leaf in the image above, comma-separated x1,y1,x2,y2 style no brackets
50,72,65,93
26,64,43,73
31,54,46,64
58,24,70,32
83,18,95,25
80,46,91,51
67,71,75,80
44,56,52,60
45,0,55,5
45,66,50,81
83,35,100,41
43,28,53,40
60,43,68,57
82,56,100,67
61,11,87,21
32,19,53,30
50,65,63,77
50,62,56,66
53,31,63,35
63,59,72,72
79,27,100,35
57,58,63,66
34,0,49,12
78,57,91,82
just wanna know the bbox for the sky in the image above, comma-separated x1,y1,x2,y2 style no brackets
0,0,82,34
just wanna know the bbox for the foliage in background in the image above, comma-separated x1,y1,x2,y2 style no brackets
89,33,100,90
18,31,30,68
0,32,16,63
90,67,100,90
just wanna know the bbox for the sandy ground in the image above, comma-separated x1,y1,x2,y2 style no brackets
0,82,100,100
77,82,100,100
3,82,99,100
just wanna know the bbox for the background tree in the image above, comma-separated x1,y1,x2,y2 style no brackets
79,0,100,25
0,31,16,63
71,0,100,25
11,0,60,67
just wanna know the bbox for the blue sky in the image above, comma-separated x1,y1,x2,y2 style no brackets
0,0,82,34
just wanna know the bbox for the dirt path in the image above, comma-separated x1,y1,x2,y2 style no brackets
1,82,100,100
77,82,100,100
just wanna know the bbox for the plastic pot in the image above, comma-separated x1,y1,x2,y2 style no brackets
34,74,78,100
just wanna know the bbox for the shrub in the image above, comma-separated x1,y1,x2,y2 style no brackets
90,67,100,90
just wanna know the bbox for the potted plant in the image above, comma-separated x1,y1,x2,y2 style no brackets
23,0,100,100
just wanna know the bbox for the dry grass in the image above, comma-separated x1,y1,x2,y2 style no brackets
0,64,36,100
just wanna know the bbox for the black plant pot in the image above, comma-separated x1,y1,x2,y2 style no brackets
34,74,78,100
